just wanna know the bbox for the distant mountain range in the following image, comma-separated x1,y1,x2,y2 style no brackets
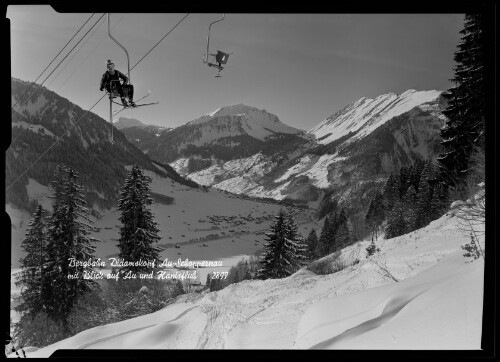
120,90,447,219
8,77,447,226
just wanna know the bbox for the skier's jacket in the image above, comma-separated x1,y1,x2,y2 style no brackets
100,69,128,90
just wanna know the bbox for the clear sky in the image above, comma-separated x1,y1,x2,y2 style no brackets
8,6,464,131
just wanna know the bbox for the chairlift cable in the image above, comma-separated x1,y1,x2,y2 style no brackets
131,13,190,72
11,13,98,112
47,14,110,90
12,14,106,145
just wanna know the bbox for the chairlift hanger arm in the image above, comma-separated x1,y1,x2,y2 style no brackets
205,14,225,64
108,13,131,83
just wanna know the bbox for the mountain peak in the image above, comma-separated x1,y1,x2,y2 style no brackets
114,117,145,130
183,104,302,142
197,104,257,120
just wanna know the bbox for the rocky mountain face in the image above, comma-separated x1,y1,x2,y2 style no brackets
7,78,195,216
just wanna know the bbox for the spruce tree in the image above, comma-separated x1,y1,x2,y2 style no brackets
258,210,307,279
15,205,48,318
334,209,351,251
306,229,318,262
318,216,331,258
438,14,486,188
365,192,385,242
385,201,407,239
258,210,287,279
410,159,425,193
429,181,448,221
415,161,434,228
43,166,100,326
382,173,399,211
326,212,340,254
403,185,419,232
117,165,163,275
284,212,308,271
42,165,67,323
398,166,410,199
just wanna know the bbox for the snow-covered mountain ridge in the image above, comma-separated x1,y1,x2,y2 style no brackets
24,210,484,353
308,89,443,145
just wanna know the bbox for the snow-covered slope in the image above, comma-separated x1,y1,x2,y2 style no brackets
24,211,484,354
309,89,443,145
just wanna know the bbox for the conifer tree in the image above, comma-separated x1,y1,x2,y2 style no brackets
15,205,48,318
410,159,425,193
43,166,99,326
41,165,67,323
306,229,318,262
325,213,339,254
284,212,308,270
258,210,307,279
385,201,407,239
318,216,332,257
334,209,351,251
415,161,434,228
258,210,287,279
365,192,385,242
398,166,410,199
429,182,448,221
117,165,163,275
403,185,419,231
438,14,486,188
382,173,399,211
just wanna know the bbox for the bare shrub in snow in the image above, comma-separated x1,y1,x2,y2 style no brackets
372,257,399,282
461,232,482,260
450,147,485,260
307,251,349,275
365,240,381,257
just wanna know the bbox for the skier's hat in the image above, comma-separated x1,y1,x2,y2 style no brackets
106,59,114,66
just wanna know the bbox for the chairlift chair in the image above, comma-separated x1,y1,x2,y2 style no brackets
203,14,231,78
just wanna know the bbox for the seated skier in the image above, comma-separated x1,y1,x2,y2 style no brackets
99,60,135,107
214,51,229,69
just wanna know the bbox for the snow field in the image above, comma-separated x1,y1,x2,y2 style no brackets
18,210,484,354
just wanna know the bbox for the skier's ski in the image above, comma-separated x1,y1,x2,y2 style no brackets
113,101,159,115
